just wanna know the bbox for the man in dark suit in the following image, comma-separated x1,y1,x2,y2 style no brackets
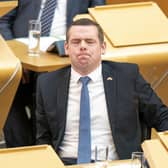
36,18,168,165
0,0,105,147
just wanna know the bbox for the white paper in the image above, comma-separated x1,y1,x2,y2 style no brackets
15,35,65,52
39,37,57,52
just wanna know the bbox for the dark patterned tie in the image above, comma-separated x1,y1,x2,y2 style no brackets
40,0,57,36
77,76,91,164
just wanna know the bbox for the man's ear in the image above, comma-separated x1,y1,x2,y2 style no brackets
101,41,106,55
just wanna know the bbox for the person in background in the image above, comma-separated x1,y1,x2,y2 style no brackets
0,0,105,39
36,18,168,165
0,0,105,147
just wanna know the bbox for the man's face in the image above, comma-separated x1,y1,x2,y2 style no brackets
64,25,106,75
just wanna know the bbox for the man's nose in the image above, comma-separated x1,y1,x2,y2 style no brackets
80,40,87,49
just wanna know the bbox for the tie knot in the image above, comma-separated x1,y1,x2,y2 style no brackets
80,76,91,85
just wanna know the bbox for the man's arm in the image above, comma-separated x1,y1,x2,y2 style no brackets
135,66,168,131
0,9,16,40
90,0,105,6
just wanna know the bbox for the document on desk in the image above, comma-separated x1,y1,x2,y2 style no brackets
15,36,65,52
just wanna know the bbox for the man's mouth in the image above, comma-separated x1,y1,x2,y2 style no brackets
77,53,90,57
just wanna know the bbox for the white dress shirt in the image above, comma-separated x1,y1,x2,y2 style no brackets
59,64,119,160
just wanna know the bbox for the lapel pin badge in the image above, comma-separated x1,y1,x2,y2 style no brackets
107,77,113,80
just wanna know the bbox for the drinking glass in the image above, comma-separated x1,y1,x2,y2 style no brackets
28,20,41,56
94,145,110,168
131,152,146,168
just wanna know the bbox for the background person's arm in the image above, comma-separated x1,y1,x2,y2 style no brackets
0,9,16,40
90,0,106,6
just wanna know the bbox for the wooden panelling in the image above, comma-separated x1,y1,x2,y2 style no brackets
106,0,168,17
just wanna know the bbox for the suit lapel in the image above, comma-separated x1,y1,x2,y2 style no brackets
56,68,71,128
102,62,117,131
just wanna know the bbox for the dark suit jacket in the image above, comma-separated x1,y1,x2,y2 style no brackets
0,0,105,39
36,61,168,159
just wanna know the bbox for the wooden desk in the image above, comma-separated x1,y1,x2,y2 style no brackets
67,159,131,168
106,0,168,18
0,1,18,17
0,145,65,168
7,40,70,72
142,131,168,168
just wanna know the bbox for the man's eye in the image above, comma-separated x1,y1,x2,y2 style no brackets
86,40,95,44
71,40,80,44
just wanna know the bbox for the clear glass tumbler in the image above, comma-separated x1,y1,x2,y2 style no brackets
131,152,146,168
94,145,110,168
28,20,41,56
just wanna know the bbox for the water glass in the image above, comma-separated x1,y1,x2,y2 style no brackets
95,145,110,161
131,152,146,168
28,20,41,56
94,145,110,168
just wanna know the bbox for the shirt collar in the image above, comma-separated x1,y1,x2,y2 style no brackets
71,64,102,83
